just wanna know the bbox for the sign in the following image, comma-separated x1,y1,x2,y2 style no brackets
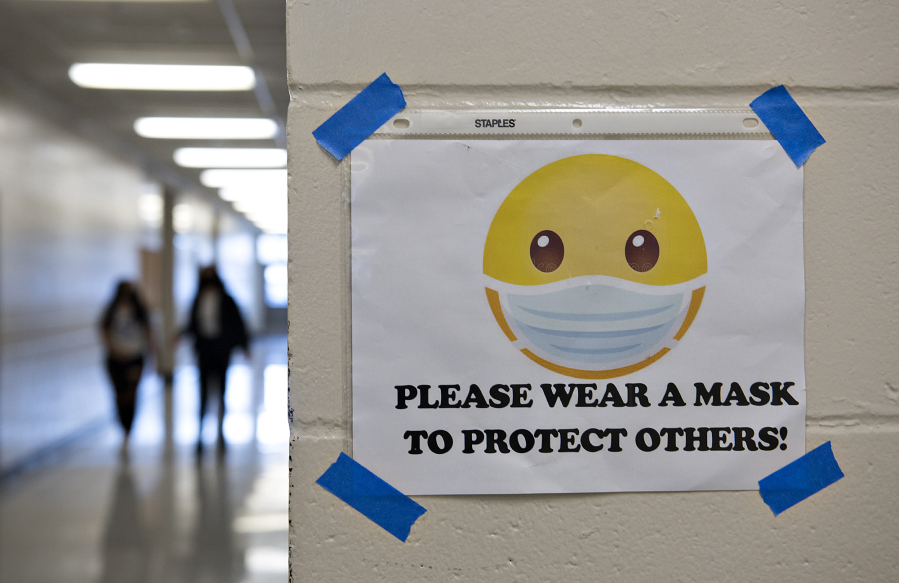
351,137,805,495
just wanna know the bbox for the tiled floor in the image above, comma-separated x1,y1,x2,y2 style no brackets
0,336,288,583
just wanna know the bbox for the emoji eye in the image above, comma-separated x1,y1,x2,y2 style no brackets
626,230,659,272
530,230,564,273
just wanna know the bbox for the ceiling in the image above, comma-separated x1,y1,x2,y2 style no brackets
0,0,288,225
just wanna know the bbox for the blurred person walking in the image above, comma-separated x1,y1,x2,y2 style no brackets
182,266,249,456
100,281,154,443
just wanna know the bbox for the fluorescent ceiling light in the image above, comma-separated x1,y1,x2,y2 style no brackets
218,188,248,202
231,196,287,234
219,186,287,203
201,169,286,189
236,201,286,219
69,63,255,91
255,220,287,235
174,148,286,169
135,117,278,139
233,200,257,213
205,172,286,233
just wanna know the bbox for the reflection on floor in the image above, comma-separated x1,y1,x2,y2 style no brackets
0,335,288,583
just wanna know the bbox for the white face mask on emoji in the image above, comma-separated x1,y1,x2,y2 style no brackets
483,154,708,378
487,274,705,378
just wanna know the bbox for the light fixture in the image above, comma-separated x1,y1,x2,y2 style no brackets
245,209,287,234
213,181,286,234
241,203,287,222
243,204,288,234
218,188,247,202
232,199,257,213
218,183,287,202
174,148,286,169
255,221,287,235
69,63,255,91
135,117,278,139
200,169,287,189
201,170,287,234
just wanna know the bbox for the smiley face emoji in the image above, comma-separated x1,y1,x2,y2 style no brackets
483,154,707,379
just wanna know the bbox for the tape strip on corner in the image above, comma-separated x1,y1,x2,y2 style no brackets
312,73,406,161
758,441,844,515
316,452,426,542
750,85,825,166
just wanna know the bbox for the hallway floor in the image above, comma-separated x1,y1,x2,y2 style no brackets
0,336,289,583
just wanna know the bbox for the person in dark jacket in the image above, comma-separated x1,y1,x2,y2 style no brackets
184,266,249,455
100,280,154,442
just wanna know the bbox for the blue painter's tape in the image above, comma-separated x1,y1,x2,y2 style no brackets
316,452,426,542
750,85,825,166
759,441,844,516
312,73,406,161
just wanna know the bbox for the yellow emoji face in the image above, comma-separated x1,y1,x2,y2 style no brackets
483,154,707,379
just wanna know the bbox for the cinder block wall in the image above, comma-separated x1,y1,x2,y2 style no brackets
287,2,899,581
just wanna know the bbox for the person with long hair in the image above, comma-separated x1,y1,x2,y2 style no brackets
100,280,154,442
183,266,249,456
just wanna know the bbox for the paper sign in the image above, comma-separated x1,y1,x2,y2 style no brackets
351,139,805,495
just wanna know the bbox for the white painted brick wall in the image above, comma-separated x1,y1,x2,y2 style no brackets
287,2,899,580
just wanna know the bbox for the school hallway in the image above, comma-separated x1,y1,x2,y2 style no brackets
0,335,289,583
